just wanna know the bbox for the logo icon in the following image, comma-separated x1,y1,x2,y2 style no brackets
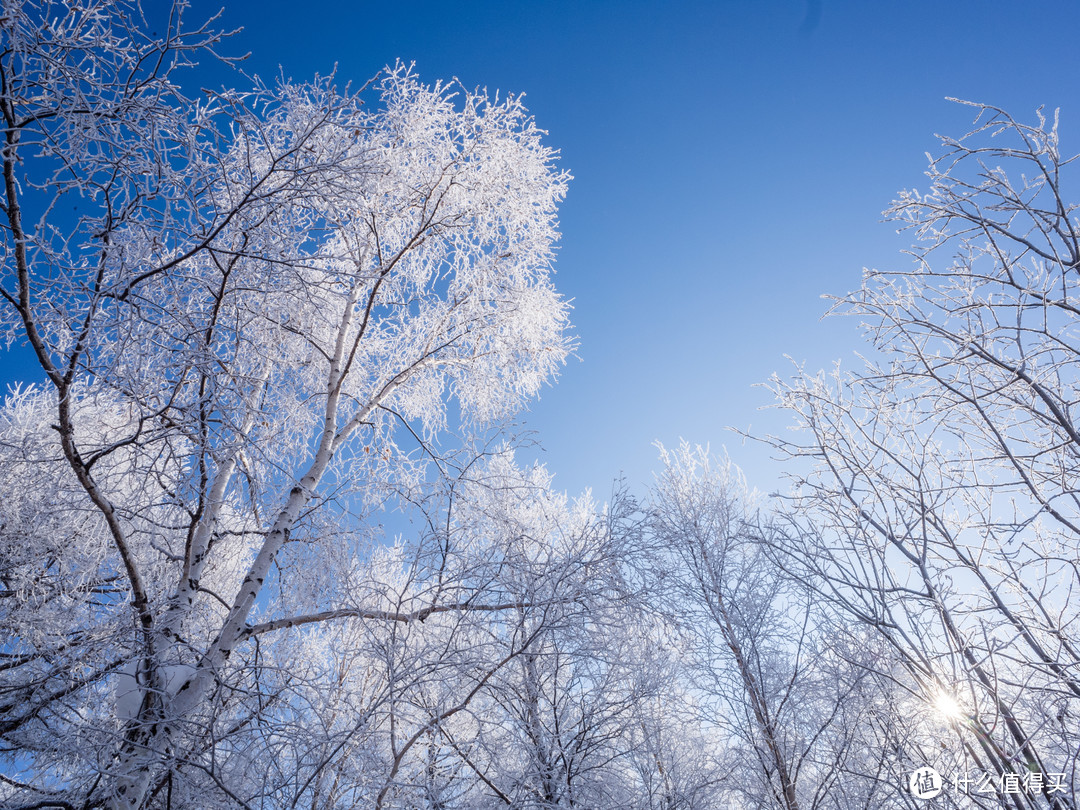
909,766,944,800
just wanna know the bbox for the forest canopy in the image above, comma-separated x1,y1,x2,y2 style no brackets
0,3,1078,810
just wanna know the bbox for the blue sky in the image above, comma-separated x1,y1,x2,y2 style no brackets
8,0,1080,498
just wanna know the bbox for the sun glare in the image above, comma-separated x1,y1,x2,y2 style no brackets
935,692,964,721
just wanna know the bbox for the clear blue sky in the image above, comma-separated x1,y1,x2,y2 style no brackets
6,0,1080,497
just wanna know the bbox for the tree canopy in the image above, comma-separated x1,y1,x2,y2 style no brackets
2,4,1079,810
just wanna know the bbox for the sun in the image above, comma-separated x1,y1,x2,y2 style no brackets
934,691,965,721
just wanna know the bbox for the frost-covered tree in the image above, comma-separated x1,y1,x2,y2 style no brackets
0,2,576,808
648,443,892,810
767,102,1080,810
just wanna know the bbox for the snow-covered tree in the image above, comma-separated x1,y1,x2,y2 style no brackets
0,3,575,807
767,102,1080,810
648,443,893,810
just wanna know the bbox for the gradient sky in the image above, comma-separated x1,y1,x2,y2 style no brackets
6,0,1080,499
